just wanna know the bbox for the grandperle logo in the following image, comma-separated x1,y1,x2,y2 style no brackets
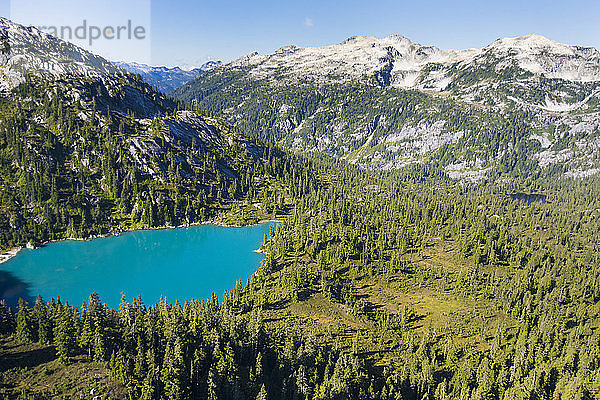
37,20,147,46
10,0,151,63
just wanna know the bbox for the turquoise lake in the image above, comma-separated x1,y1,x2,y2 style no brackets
0,223,274,309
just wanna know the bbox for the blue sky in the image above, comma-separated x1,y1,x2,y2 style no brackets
3,0,600,67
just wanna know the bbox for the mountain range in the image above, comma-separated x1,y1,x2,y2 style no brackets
174,34,600,181
115,60,222,92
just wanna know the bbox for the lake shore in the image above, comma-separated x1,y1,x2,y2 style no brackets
0,220,275,309
0,247,22,265
0,218,282,265
208,218,282,228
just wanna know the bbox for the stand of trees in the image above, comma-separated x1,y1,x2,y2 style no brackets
4,169,600,399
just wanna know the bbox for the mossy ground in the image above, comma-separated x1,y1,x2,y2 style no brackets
0,336,126,399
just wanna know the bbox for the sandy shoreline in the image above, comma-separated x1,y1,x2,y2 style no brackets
206,218,282,228
0,219,282,265
0,247,22,265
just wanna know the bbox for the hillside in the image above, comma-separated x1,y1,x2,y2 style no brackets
173,34,600,181
0,17,308,250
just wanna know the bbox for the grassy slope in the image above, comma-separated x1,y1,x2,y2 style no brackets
0,337,126,399
257,237,516,368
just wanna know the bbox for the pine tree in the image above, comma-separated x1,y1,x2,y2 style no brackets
54,306,77,364
93,323,107,362
33,295,52,345
109,349,129,384
207,366,219,400
16,298,35,342
79,302,94,358
161,339,186,400
256,384,268,400
0,299,15,335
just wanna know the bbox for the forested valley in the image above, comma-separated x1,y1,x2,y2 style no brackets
3,135,600,399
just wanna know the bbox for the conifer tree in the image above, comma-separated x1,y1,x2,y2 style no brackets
54,305,77,364
16,298,35,342
0,299,15,335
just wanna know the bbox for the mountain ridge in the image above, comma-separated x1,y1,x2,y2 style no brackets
225,33,600,88
173,32,600,181
0,17,124,89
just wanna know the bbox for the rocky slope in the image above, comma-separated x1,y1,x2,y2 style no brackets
174,34,600,181
0,17,122,88
0,17,281,249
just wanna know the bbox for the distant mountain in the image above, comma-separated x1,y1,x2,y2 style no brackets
0,18,123,89
174,34,600,181
207,34,600,89
115,61,222,92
